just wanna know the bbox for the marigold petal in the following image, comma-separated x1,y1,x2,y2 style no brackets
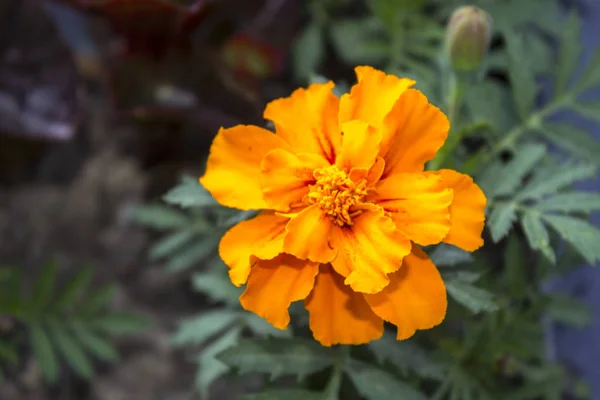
330,209,412,294
372,172,453,246
264,82,341,162
339,66,416,129
240,254,319,330
219,211,289,286
364,245,447,340
305,264,384,346
434,169,487,251
336,120,381,172
284,205,336,263
380,89,449,176
261,149,329,212
200,125,291,210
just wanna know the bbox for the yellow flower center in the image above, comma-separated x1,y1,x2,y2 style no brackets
307,165,369,226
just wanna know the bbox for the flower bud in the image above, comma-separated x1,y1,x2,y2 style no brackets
446,6,493,72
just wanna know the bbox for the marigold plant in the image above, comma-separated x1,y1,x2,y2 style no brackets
199,66,487,346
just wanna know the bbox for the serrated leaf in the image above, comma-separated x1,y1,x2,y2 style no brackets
241,390,324,400
569,101,600,124
48,320,94,379
330,18,388,65
541,123,600,165
30,321,59,383
543,214,600,265
30,259,58,310
192,271,243,305
464,81,519,136
71,323,119,362
546,294,592,328
555,12,581,96
517,163,597,200
345,360,428,400
488,203,518,242
369,331,444,380
149,229,198,260
537,192,600,213
521,213,555,263
217,338,336,380
244,313,292,338
133,205,188,230
53,267,93,310
506,32,537,120
195,326,241,397
446,281,499,313
163,176,216,208
171,310,240,347
428,244,474,267
92,313,149,334
479,144,547,199
292,22,324,81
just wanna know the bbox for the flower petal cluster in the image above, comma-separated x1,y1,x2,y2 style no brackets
200,66,487,346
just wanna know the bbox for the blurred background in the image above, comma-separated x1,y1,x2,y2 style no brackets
0,0,598,399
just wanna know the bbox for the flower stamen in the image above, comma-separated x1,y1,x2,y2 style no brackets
307,165,369,226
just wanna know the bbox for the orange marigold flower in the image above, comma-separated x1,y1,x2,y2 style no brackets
200,66,487,346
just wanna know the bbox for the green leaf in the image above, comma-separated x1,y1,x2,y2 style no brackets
48,320,94,379
30,259,58,310
165,235,220,272
537,192,600,213
192,271,243,305
575,45,600,91
446,281,499,313
545,294,592,328
149,229,198,260
506,32,537,120
195,326,241,397
555,12,582,96
29,322,59,382
543,214,600,265
163,176,216,208
244,314,292,338
78,284,117,314
53,267,93,310
133,205,188,230
0,339,18,364
171,310,240,347
92,313,149,334
345,360,428,400
541,123,600,165
428,244,474,267
521,213,555,263
217,338,337,380
517,163,597,200
369,331,444,380
329,18,388,65
479,143,547,199
292,22,324,81
488,203,518,242
71,323,120,362
464,82,519,136
241,390,324,400
503,234,528,297
569,101,600,124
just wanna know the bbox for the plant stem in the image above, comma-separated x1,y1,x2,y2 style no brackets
324,346,349,400
463,96,571,175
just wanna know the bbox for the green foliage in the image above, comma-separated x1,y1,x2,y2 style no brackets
0,261,147,383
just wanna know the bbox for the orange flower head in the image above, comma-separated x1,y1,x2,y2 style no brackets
200,66,487,346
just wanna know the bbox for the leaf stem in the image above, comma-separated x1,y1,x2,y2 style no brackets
324,346,349,400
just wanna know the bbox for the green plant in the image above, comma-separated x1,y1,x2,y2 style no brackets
0,261,148,383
